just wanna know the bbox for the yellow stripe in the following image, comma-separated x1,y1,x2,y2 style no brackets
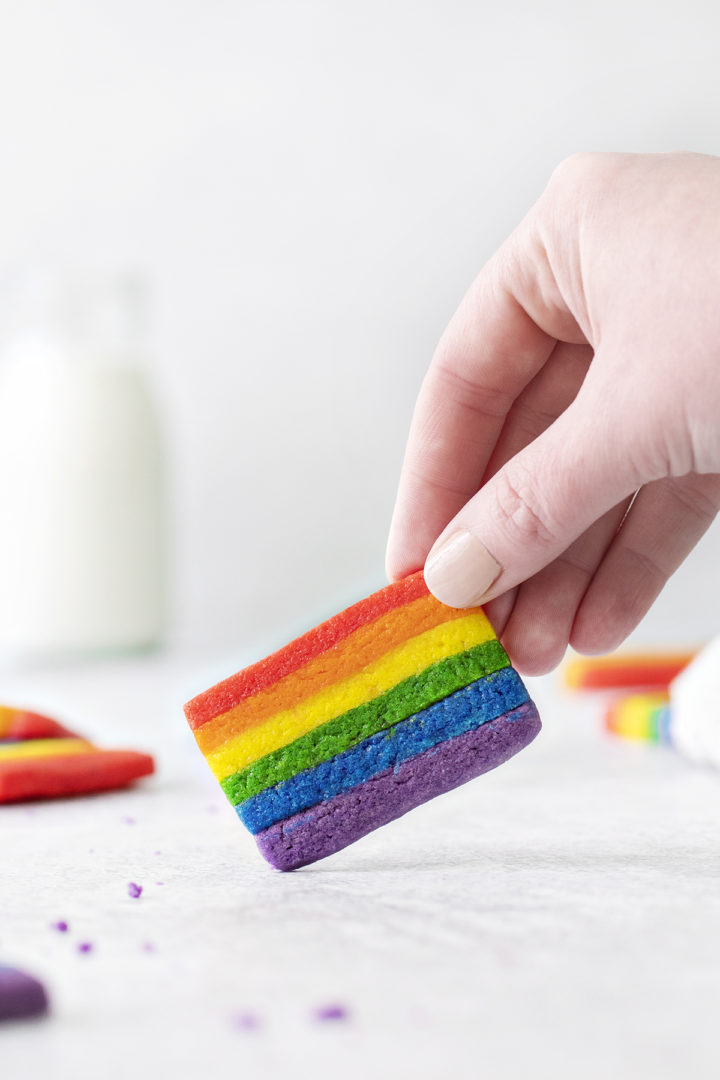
0,738,94,761
610,693,668,740
208,611,494,780
195,593,469,754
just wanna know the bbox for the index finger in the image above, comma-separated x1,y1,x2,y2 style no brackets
386,234,568,581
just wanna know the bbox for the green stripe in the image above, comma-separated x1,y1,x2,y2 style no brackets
220,638,509,805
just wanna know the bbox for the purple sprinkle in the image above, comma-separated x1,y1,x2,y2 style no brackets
77,942,93,954
141,942,156,953
155,881,164,887
127,882,143,899
232,1011,261,1031
314,1004,349,1022
121,816,136,825
153,850,162,856
51,920,69,933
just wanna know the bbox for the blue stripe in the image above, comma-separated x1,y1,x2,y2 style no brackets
658,706,673,745
237,666,529,834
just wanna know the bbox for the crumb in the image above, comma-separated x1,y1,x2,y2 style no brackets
77,943,93,954
314,1004,349,1022
127,882,143,899
0,965,49,1020
50,920,69,933
232,1011,261,1031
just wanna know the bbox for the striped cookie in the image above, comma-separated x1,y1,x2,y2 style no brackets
185,572,541,870
564,652,695,691
0,730,155,804
0,705,76,740
604,692,672,743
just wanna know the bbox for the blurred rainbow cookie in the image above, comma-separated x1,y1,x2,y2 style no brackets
604,692,671,744
185,572,541,870
0,965,48,1021
0,705,155,803
603,637,720,771
0,705,75,740
564,651,695,691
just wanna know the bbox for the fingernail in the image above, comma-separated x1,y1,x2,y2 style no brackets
425,529,502,608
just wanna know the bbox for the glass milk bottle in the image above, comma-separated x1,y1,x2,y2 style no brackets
0,270,165,658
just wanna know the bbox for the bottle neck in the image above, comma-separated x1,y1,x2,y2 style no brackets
0,269,148,370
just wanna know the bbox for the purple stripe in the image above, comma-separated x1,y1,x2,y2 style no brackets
255,701,541,871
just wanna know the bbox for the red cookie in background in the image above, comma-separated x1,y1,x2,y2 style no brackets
563,651,696,692
0,705,155,803
0,706,76,741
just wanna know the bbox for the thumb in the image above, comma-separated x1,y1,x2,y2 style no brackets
423,391,645,608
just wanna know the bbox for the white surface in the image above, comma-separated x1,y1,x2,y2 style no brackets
2,651,720,1079
1,1,720,648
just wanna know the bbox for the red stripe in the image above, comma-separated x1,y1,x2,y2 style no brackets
573,660,692,691
7,712,78,740
184,571,429,729
0,750,155,803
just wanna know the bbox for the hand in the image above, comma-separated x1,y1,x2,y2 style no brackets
386,152,720,675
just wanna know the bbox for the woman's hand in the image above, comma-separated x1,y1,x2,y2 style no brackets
386,152,720,674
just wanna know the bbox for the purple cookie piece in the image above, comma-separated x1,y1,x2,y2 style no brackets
256,702,540,871
315,1004,349,1021
0,966,49,1021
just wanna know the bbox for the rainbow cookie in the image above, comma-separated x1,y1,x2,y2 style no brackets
0,711,155,803
0,705,76,740
0,966,48,1021
604,692,672,744
564,651,695,692
185,572,541,871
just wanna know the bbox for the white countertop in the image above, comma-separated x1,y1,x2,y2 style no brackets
2,649,719,1080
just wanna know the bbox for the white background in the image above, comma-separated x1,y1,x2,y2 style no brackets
1,0,719,652
3,6,720,1077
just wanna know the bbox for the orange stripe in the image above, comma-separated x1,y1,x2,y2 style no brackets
194,593,471,755
0,706,20,738
186,572,429,728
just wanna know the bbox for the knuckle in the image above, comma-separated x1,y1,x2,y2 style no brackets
545,151,626,206
666,476,720,526
547,152,602,193
550,151,598,182
428,355,512,423
491,465,558,548
622,544,666,591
